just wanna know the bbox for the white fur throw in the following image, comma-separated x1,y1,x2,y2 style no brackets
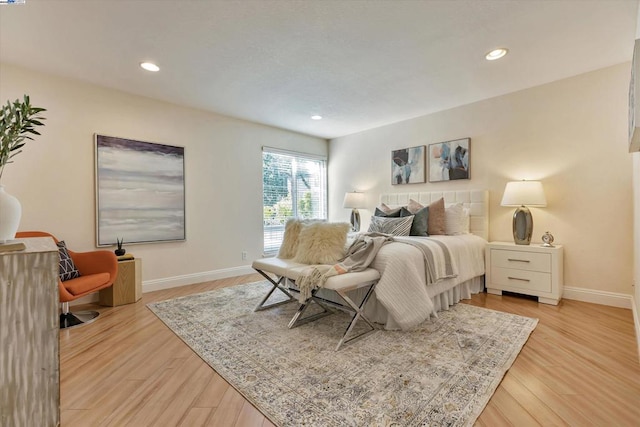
293,222,350,265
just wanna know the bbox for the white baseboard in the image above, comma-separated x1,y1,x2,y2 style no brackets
563,286,632,309
142,265,255,293
69,265,255,307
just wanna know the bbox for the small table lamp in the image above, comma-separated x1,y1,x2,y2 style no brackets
500,180,547,245
343,191,366,232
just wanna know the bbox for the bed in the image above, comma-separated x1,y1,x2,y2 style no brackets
342,189,489,330
253,189,489,336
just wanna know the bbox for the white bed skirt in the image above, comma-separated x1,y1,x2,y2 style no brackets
311,275,485,330
429,275,484,313
351,275,485,330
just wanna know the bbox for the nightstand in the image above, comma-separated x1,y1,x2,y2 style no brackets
485,242,564,305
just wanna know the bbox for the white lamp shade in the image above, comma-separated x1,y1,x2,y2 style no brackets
500,181,547,207
343,191,366,209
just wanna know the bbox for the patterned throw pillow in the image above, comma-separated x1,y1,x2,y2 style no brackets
367,215,414,236
57,241,80,281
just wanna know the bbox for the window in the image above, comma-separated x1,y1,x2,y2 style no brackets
262,147,327,254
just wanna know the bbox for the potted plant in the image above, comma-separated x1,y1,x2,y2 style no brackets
0,95,46,242
115,238,126,256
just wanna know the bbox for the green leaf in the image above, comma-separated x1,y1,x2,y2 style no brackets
0,94,46,180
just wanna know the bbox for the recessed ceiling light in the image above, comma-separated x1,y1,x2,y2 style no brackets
485,48,508,61
140,62,160,72
311,115,322,120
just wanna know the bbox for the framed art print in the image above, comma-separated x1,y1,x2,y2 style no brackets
391,145,425,185
95,134,185,246
428,138,470,182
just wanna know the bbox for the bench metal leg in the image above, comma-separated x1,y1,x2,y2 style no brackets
334,282,378,351
254,269,295,312
288,293,333,328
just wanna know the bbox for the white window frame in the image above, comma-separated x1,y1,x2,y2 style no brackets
262,147,327,255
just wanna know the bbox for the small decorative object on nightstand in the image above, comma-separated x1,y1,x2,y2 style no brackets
485,241,563,305
541,231,554,247
114,237,126,256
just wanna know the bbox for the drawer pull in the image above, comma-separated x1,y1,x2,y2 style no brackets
508,258,530,263
508,276,530,282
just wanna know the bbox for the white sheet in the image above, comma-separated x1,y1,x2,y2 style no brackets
364,234,486,330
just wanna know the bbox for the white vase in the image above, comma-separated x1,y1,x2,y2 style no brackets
0,185,22,243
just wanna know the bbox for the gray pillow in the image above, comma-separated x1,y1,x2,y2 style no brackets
400,206,429,236
374,207,402,217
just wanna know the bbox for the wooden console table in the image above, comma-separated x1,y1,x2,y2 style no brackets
0,237,60,427
99,258,142,306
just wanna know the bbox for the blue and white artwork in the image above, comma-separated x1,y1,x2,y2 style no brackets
95,135,185,246
428,138,470,182
391,145,425,185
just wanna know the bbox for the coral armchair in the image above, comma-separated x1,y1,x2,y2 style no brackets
16,231,118,329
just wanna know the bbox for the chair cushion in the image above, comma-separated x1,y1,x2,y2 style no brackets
63,273,111,296
57,241,80,281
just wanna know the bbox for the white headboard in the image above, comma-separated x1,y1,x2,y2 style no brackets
379,190,489,241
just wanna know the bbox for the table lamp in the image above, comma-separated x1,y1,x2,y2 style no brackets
343,191,366,232
500,180,546,245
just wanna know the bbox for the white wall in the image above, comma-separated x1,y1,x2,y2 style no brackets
0,63,327,290
329,63,633,299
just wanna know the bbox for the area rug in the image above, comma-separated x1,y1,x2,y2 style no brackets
147,281,537,426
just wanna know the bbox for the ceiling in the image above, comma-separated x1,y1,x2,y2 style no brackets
0,0,638,139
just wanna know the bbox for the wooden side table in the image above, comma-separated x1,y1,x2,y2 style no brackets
100,258,142,306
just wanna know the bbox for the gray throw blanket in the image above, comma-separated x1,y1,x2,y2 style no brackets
295,232,393,302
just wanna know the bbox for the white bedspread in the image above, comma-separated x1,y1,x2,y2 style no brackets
365,234,486,330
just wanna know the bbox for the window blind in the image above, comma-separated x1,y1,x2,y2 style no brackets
262,147,327,255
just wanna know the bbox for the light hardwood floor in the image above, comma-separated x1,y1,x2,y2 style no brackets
60,274,640,426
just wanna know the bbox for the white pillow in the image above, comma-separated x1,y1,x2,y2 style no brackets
445,203,469,235
293,222,350,264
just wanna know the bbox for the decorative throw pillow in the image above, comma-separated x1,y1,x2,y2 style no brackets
406,199,425,214
57,241,80,281
376,203,393,214
462,207,470,233
400,206,429,236
278,219,304,259
374,206,402,217
278,219,326,258
367,215,414,236
293,222,350,264
427,197,445,235
445,203,468,235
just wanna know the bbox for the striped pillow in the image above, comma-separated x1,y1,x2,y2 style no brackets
367,215,414,236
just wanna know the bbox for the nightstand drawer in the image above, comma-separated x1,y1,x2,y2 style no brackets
490,249,551,272
491,267,552,292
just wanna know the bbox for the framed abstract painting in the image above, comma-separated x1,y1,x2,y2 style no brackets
428,138,470,182
95,134,185,246
391,145,425,185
